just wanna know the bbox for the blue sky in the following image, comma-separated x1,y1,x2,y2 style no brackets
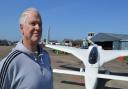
0,0,128,41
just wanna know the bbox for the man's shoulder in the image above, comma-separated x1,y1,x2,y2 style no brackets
0,50,22,66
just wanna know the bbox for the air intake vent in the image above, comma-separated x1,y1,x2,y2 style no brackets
89,47,98,64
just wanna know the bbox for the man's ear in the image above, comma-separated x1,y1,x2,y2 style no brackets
20,24,24,35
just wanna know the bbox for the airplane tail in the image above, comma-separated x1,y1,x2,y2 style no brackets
46,26,51,44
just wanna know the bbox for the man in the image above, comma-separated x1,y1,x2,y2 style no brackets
0,8,53,89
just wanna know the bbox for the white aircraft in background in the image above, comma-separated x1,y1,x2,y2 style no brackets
46,39,128,89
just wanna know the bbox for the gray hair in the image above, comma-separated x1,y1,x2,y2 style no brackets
19,8,41,25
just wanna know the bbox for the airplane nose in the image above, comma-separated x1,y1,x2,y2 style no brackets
89,47,98,64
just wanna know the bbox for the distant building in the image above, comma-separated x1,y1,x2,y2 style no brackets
91,33,128,50
49,40,58,45
62,39,82,47
73,40,83,47
63,39,73,46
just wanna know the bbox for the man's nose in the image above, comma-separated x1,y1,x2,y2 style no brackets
35,24,40,30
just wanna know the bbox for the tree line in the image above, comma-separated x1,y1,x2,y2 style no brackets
0,39,17,46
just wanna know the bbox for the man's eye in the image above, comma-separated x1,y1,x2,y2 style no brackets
31,23,35,26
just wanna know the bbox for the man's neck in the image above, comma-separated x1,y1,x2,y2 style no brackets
22,40,38,52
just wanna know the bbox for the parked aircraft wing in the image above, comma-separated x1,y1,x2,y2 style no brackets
46,44,89,64
100,50,128,66
97,74,128,81
53,69,85,76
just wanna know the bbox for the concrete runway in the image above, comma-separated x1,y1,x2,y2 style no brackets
46,48,128,89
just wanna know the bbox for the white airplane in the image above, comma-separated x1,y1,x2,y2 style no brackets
46,40,128,89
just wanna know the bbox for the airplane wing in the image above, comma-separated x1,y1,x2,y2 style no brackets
53,69,85,76
100,50,128,66
46,44,89,64
98,74,128,81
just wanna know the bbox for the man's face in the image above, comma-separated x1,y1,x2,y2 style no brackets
21,11,42,44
